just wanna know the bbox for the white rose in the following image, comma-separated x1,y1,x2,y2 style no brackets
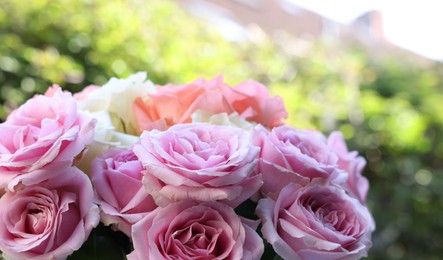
77,72,155,135
191,110,255,131
76,110,139,175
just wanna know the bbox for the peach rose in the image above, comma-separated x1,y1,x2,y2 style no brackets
221,79,287,128
133,76,233,131
133,76,287,132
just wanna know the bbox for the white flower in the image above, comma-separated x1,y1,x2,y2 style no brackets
77,72,155,135
75,111,139,176
191,110,256,131
74,72,153,174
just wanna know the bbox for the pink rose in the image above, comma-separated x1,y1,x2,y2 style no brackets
256,182,374,260
42,84,65,97
133,76,287,132
222,80,287,128
127,200,263,260
73,85,100,100
327,131,369,203
0,87,96,190
133,123,262,207
91,148,158,236
252,125,344,196
0,167,100,260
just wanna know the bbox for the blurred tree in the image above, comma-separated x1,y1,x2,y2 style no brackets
1,0,443,259
0,0,257,119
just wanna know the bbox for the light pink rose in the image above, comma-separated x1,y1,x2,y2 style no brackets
42,84,65,97
252,125,345,196
327,131,369,203
256,182,374,260
133,123,262,207
221,80,287,128
0,167,100,260
91,148,158,236
73,85,100,100
133,76,287,132
0,86,96,190
127,200,263,260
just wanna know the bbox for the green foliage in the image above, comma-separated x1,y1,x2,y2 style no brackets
272,42,443,259
1,0,443,259
270,38,443,259
67,224,130,260
0,0,254,119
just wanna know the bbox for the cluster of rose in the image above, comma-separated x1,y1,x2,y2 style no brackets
0,73,374,259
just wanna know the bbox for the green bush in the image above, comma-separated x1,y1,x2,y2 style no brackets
1,0,443,259
0,0,258,119
272,42,443,259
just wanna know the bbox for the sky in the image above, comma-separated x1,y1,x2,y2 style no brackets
289,0,443,61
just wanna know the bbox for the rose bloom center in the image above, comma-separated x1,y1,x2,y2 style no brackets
167,131,233,171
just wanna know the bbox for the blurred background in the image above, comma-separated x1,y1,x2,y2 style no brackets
0,0,442,259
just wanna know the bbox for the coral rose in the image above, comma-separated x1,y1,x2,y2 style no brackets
133,76,287,132
221,79,287,128
133,76,234,131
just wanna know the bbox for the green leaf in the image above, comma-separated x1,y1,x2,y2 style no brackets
68,225,128,260
235,199,259,220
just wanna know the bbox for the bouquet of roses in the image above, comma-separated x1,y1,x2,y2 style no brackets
0,72,374,260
